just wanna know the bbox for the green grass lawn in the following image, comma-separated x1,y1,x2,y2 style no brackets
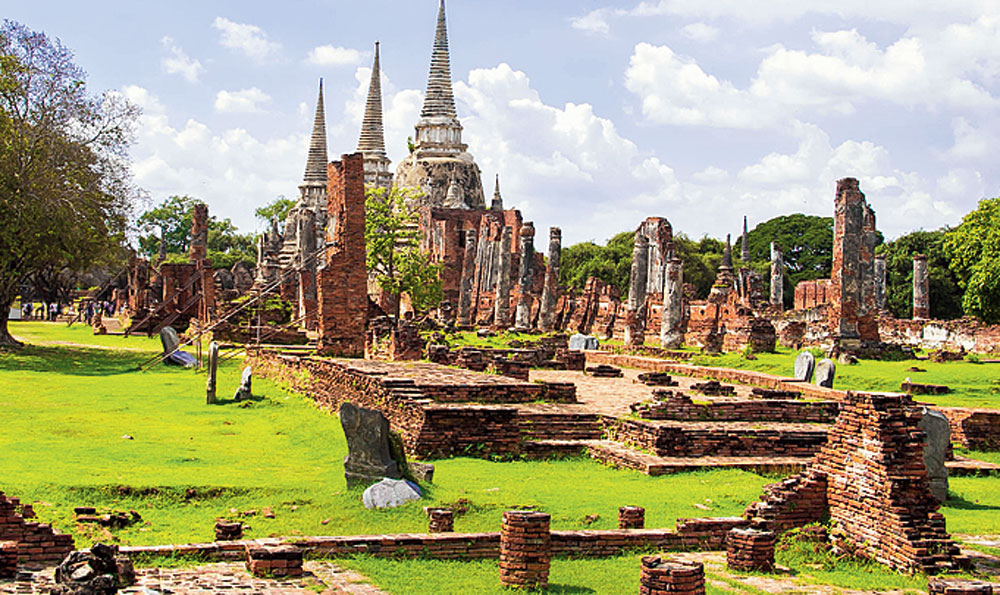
687,347,1000,409
4,321,1000,593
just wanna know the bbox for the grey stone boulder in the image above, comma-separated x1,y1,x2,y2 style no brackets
362,478,422,509
569,334,599,351
815,358,836,388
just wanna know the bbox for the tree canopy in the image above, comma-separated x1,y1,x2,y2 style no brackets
944,197,1000,323
744,214,837,308
0,21,140,345
255,195,295,226
878,230,963,320
137,195,256,269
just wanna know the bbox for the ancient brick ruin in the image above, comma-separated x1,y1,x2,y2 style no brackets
0,492,74,566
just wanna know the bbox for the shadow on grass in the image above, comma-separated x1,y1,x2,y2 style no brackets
945,493,1000,511
546,586,596,594
0,343,157,376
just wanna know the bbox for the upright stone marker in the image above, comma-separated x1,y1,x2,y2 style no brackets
160,326,195,368
234,366,252,401
206,342,219,404
920,407,950,502
160,326,180,354
793,351,815,383
340,402,401,487
815,358,836,388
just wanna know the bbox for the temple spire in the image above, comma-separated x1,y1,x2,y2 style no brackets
421,0,457,118
491,174,503,210
357,42,386,156
303,79,328,184
721,234,733,270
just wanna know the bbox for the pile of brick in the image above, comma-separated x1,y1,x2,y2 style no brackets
901,381,951,395
928,578,994,594
637,372,678,387
499,511,550,589
215,521,243,541
743,392,970,574
245,544,303,578
690,380,736,396
618,506,645,529
585,365,623,378
426,508,454,533
455,349,488,372
555,349,586,371
639,556,705,595
0,492,74,565
491,359,530,381
726,527,776,572
0,542,16,579
751,387,802,400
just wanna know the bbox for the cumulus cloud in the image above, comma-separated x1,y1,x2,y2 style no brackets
569,9,612,35
160,37,204,83
305,45,365,67
213,88,272,114
212,17,281,62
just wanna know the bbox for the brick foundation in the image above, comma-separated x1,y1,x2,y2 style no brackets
640,556,705,595
726,528,776,572
245,544,303,578
499,511,550,589
618,506,645,529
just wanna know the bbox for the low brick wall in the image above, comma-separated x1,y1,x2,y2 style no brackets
604,418,827,458
879,317,1000,354
119,517,748,562
634,395,840,423
940,408,1000,450
585,352,843,401
0,493,74,565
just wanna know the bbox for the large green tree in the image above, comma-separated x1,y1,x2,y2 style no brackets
365,185,442,316
0,21,140,345
559,231,634,296
254,195,295,226
944,197,1000,323
879,230,963,320
745,214,838,308
137,195,256,269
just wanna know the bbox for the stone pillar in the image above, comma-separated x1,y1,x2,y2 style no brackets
640,556,705,595
456,229,478,328
539,228,561,331
317,153,367,357
618,506,645,529
189,203,208,264
726,528,776,572
499,510,550,590
515,224,535,329
625,231,649,347
874,254,887,311
913,254,930,320
494,226,513,328
660,257,684,349
206,341,219,404
770,242,784,310
427,508,454,533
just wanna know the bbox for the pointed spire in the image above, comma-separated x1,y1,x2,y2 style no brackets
357,42,387,156
740,216,750,261
421,0,457,118
491,174,503,210
721,234,733,270
303,79,328,184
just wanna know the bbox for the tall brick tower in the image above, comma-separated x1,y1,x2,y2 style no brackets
394,0,485,209
357,42,393,189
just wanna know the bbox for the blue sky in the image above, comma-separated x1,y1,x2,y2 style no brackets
9,1,999,249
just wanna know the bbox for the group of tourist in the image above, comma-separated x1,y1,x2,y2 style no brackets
20,301,62,321
83,300,115,325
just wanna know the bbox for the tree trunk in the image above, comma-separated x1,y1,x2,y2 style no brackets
0,301,23,347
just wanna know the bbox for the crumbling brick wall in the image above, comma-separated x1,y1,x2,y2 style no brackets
0,493,74,564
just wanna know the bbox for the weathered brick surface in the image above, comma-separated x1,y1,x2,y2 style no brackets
0,542,17,579
726,527,776,572
928,578,995,594
940,408,1000,450
0,493,74,565
618,506,645,530
245,544,303,578
640,556,705,595
426,508,454,533
633,394,839,423
499,511,550,589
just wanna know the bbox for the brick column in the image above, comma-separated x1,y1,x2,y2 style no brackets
189,203,208,264
660,256,684,348
0,542,16,579
494,226,513,328
499,510,550,589
426,508,454,533
515,224,535,329
618,506,645,529
214,521,243,541
456,230,478,327
913,254,930,320
539,228,562,331
625,231,649,347
727,527,776,572
770,242,784,310
640,556,705,595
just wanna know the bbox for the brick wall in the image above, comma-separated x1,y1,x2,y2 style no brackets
0,492,74,565
634,395,840,423
602,418,826,458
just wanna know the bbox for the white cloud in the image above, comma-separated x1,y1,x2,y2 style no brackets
680,22,719,42
305,45,365,67
214,88,272,114
160,37,204,83
212,17,281,62
570,9,612,35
